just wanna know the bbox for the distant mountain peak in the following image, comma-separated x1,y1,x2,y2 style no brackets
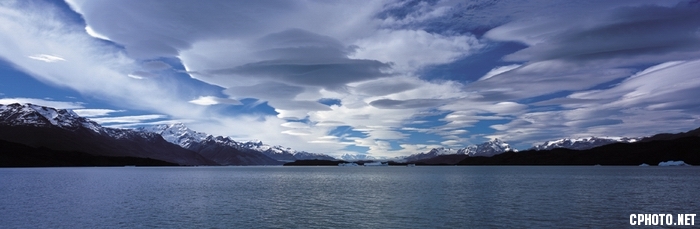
427,147,457,155
459,138,517,157
136,122,209,148
137,124,335,162
531,136,639,151
403,139,516,162
0,103,214,165
0,103,101,132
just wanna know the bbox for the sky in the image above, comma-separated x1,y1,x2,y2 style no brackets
1,0,700,158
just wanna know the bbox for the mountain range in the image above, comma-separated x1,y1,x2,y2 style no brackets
1,103,698,166
137,124,334,165
0,103,331,166
137,124,282,165
457,127,700,165
530,137,639,151
0,103,214,166
402,139,516,163
401,135,643,164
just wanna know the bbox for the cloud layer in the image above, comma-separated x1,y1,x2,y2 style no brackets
2,0,700,156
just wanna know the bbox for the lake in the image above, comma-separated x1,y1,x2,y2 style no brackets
1,166,698,228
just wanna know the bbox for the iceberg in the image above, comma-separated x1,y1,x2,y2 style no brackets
658,160,692,166
364,161,388,166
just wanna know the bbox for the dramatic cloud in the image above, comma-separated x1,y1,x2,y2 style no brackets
206,57,391,90
0,1,210,119
65,0,387,59
3,0,700,157
486,1,700,65
466,60,635,101
490,60,700,146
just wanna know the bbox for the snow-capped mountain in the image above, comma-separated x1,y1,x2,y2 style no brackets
0,103,101,131
293,151,336,160
239,140,335,161
531,137,639,151
136,124,282,165
458,138,517,157
431,147,459,155
137,123,209,148
403,139,516,162
0,103,214,165
138,123,250,152
402,147,457,162
138,123,335,163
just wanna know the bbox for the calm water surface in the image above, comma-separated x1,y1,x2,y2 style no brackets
0,166,698,228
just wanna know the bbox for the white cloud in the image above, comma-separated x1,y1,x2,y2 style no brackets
351,29,481,72
281,129,312,136
0,97,83,109
28,54,65,62
90,114,168,124
479,64,521,81
629,61,686,79
189,96,241,106
441,139,463,146
84,25,109,40
379,0,452,27
281,122,310,129
72,109,124,117
126,74,143,80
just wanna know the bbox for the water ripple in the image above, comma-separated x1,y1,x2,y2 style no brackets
1,166,698,228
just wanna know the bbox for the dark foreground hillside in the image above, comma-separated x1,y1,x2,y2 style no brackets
0,139,177,167
458,136,700,165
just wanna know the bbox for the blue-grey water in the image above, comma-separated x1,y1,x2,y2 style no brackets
0,166,698,228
